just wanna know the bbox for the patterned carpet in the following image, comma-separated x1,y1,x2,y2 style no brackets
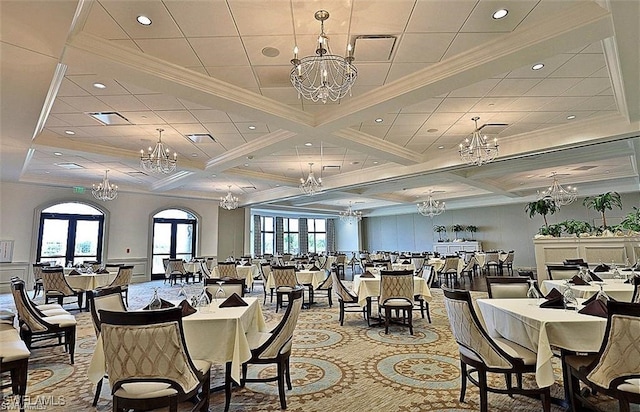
0,279,627,412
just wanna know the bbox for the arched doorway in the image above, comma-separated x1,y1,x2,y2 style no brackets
151,209,197,279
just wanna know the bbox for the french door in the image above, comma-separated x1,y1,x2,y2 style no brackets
151,217,196,279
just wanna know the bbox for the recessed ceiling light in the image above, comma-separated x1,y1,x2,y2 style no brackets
304,142,312,147
437,145,445,149
374,118,383,123
248,125,256,130
566,115,576,120
275,184,280,187
191,153,198,157
54,152,63,156
261,47,280,58
137,15,152,26
93,82,106,89
492,9,508,19
351,161,360,165
211,174,217,177
64,130,75,135
244,163,249,167
373,161,379,164
531,63,545,70
45,171,50,174
427,128,439,133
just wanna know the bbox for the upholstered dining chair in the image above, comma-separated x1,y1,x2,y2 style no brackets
485,276,530,298
227,287,304,412
8,277,67,316
217,262,239,279
103,265,133,306
564,300,640,412
272,266,299,312
484,252,502,275
313,274,333,307
41,267,83,309
443,289,551,412
99,307,211,412
167,259,194,286
379,270,415,335
502,251,515,275
10,280,77,364
0,321,30,412
331,272,365,326
204,278,245,297
459,257,477,284
373,259,392,270
631,275,640,304
547,264,580,280
414,265,433,323
86,286,127,406
260,263,273,304
411,257,425,272
439,256,460,287
31,263,48,298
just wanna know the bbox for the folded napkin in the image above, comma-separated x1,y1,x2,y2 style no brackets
583,293,616,306
593,264,610,273
570,275,589,286
360,271,375,278
310,265,320,271
68,269,81,276
178,299,197,317
578,299,608,318
219,293,248,308
545,288,563,300
97,268,109,274
588,271,603,282
540,297,564,309
402,260,410,264
143,298,175,310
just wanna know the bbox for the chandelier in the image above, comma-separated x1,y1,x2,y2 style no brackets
140,128,177,174
339,202,363,224
300,163,322,195
92,170,118,201
290,10,356,104
220,185,239,210
538,172,577,206
417,191,446,218
459,117,499,166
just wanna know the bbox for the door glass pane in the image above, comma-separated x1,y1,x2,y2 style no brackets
285,233,299,254
40,219,68,260
315,219,326,232
264,217,273,230
74,220,99,257
264,233,274,254
315,233,326,252
153,223,172,254
153,254,170,276
289,219,299,232
308,234,315,253
175,224,193,256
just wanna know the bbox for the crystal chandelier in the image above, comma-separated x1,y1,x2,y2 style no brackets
290,10,356,104
92,170,118,201
140,128,177,174
300,163,322,195
220,185,239,210
538,172,577,206
417,191,446,218
339,202,362,224
459,117,499,166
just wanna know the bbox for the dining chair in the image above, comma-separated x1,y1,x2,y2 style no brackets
335,254,347,279
31,263,48,298
630,275,640,304
411,257,425,273
162,258,171,284
41,267,83,309
228,287,304,412
313,274,333,307
10,279,77,364
502,251,515,275
563,258,589,268
438,256,460,287
272,266,299,312
414,265,433,323
485,276,530,298
167,259,192,285
563,300,640,412
0,321,31,412
86,286,127,406
8,278,68,317
103,265,133,306
459,257,477,284
547,264,580,280
99,307,210,412
204,278,245,297
379,270,414,335
217,262,239,279
484,252,502,275
443,289,551,412
331,272,365,326
260,263,273,304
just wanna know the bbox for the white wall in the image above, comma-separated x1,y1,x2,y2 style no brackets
335,218,360,254
361,192,640,270
0,181,220,273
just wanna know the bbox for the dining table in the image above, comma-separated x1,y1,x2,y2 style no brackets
353,273,433,309
265,269,326,304
540,278,635,302
211,264,258,289
476,298,607,389
88,297,267,399
64,269,117,291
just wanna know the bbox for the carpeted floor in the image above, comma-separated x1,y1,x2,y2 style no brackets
0,279,627,411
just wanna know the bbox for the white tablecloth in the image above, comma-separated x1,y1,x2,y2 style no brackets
391,263,416,272
476,298,606,387
65,271,117,290
541,279,634,302
265,270,326,290
88,297,266,384
212,265,257,289
353,274,433,307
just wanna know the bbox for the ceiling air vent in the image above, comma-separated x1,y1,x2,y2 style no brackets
55,162,84,169
88,112,131,126
322,165,341,171
127,171,148,177
186,133,216,143
477,123,508,134
353,35,397,62
573,165,598,171
241,186,257,190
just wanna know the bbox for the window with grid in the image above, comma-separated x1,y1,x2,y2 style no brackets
283,218,299,254
307,218,326,253
261,216,275,255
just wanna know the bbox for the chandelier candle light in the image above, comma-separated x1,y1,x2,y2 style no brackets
300,163,322,195
539,172,577,206
92,170,118,201
140,128,177,174
417,191,446,218
290,10,356,104
220,185,239,210
339,202,363,224
459,117,499,166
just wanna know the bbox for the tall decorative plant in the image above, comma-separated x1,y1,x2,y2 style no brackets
466,225,478,240
452,224,466,240
525,197,558,228
619,206,640,232
434,225,447,242
582,192,622,229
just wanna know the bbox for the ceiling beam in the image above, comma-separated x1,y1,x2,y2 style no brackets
441,171,519,198
327,128,423,165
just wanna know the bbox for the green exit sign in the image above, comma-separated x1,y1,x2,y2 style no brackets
73,186,85,194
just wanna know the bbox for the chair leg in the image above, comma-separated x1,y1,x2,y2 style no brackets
384,307,390,334
92,378,102,406
478,368,488,412
425,302,431,324
285,356,292,390
66,328,76,364
459,360,467,402
339,301,345,325
277,360,287,409
224,362,233,412
505,373,513,397
407,308,413,335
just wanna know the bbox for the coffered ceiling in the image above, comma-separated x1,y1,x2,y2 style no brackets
1,0,638,216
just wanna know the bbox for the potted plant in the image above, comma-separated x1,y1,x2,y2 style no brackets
466,225,478,240
525,197,558,228
452,224,466,240
619,206,640,233
434,225,447,242
561,220,592,237
582,191,622,229
539,223,562,237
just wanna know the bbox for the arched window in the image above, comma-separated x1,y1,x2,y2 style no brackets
151,209,197,278
36,202,105,266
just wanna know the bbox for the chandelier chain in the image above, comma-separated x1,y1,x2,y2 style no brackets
92,170,118,201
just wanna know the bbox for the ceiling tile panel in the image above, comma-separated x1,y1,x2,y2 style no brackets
442,32,504,60
227,0,293,36
291,1,352,35
136,94,185,111
460,0,539,33
242,35,297,66
97,95,148,111
135,38,202,67
189,37,249,66
394,33,456,63
550,53,607,78
524,78,583,97
164,0,238,37
84,2,130,39
350,0,415,34
407,0,476,33
99,1,183,39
